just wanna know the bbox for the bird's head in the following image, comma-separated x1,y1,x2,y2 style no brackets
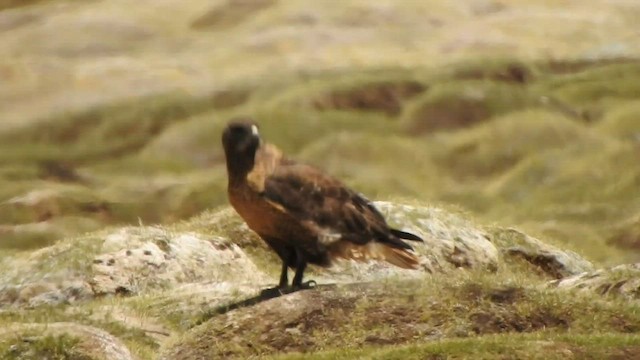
222,119,261,174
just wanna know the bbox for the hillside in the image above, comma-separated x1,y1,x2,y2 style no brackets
1,0,640,358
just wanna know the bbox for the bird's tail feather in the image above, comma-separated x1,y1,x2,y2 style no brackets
390,228,423,242
379,245,421,269
329,242,421,270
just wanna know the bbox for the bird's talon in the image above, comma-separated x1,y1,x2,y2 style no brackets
296,280,318,290
260,286,285,297
299,280,317,289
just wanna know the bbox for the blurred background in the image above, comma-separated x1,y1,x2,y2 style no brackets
1,0,639,265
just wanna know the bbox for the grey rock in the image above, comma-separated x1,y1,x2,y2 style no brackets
89,227,268,296
489,227,594,278
551,263,640,299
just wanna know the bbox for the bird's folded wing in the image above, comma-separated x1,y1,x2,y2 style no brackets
258,162,390,245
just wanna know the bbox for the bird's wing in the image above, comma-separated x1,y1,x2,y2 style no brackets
245,144,421,269
256,160,396,247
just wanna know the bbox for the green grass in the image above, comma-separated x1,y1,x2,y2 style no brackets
597,101,640,143
163,269,640,359
271,333,640,360
0,301,160,360
0,333,92,360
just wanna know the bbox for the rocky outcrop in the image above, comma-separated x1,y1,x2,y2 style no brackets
1,203,599,309
0,226,267,308
375,202,499,272
489,228,595,278
551,263,640,299
0,202,624,359
90,227,266,296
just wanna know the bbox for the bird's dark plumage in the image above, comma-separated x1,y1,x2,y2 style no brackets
222,119,423,289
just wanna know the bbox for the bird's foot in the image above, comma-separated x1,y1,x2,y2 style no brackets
260,286,287,298
259,280,317,298
294,280,317,290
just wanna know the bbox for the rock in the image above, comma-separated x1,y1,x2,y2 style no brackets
375,202,499,272
0,226,267,307
489,228,594,278
551,263,640,299
89,227,268,296
0,280,93,308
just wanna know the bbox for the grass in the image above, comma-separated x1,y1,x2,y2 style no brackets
271,333,640,360
0,299,161,360
400,80,536,134
163,269,640,359
0,333,92,360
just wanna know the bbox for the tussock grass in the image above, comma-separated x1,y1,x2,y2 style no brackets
168,269,640,359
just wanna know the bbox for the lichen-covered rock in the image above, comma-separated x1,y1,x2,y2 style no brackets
551,263,640,299
489,228,594,278
375,202,499,270
0,226,267,307
0,280,93,308
90,227,268,296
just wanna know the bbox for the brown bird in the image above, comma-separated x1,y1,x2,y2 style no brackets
222,120,423,291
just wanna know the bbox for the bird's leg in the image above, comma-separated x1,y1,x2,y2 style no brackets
292,249,316,290
260,247,292,297
278,259,289,288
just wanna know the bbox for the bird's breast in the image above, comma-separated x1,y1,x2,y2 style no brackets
228,185,290,238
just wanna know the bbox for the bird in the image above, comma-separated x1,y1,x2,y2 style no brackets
222,119,423,292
